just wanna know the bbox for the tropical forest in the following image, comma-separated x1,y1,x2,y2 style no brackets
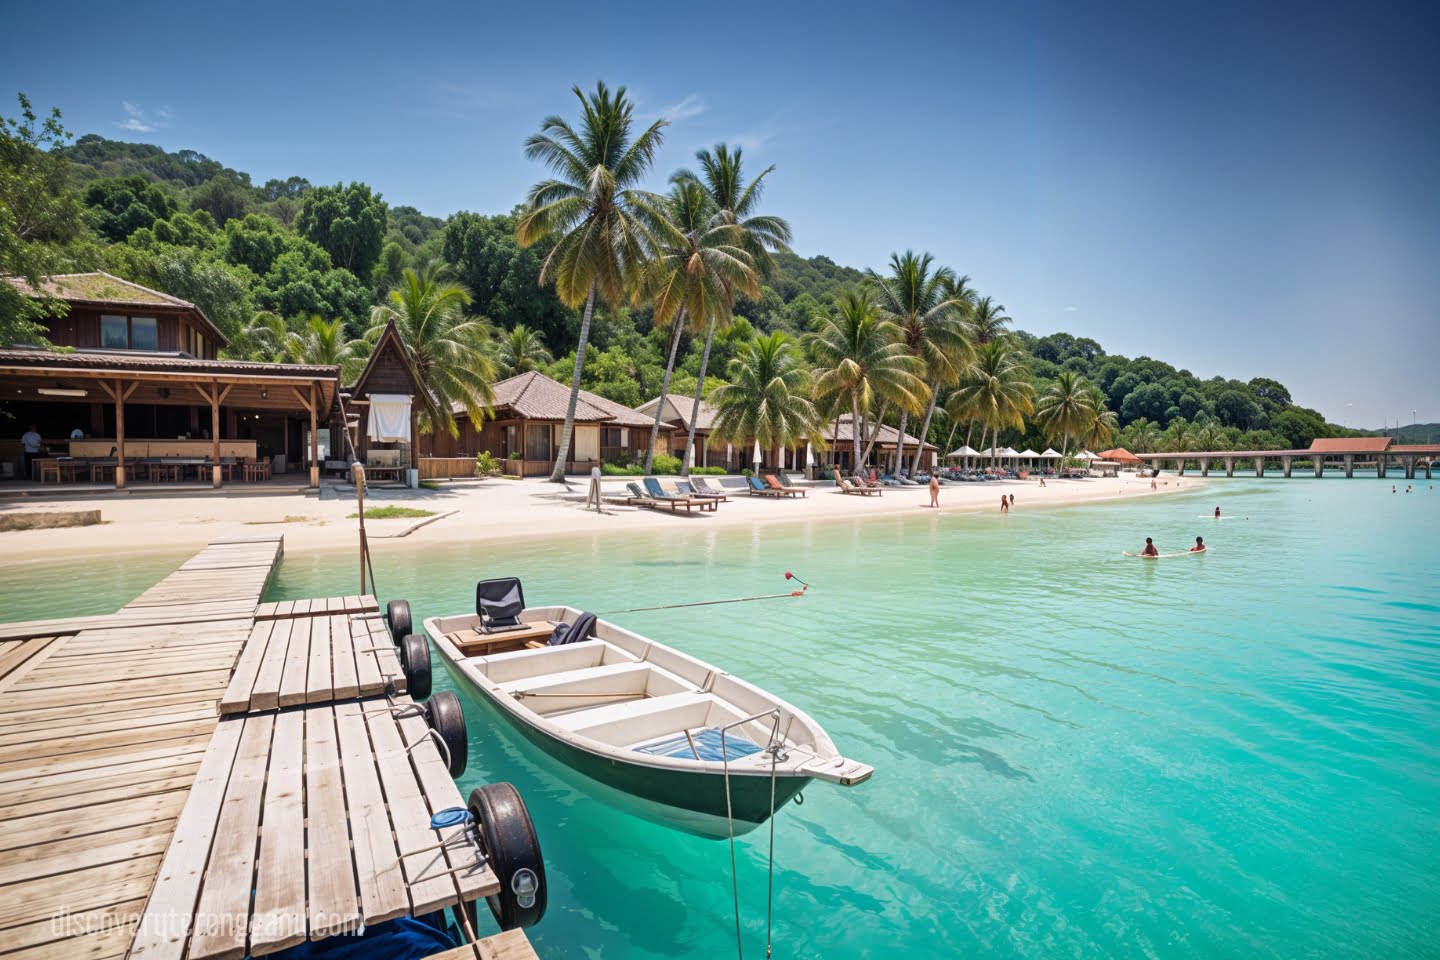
1,87,1370,480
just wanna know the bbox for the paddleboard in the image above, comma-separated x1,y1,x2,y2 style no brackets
1198,515,1239,520
1123,550,1205,558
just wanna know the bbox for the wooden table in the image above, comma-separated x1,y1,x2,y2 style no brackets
129,695,499,959
37,458,86,483
450,621,557,654
220,609,404,714
364,465,406,484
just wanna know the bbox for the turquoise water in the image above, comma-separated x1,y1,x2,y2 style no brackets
0,549,191,622
262,480,1440,959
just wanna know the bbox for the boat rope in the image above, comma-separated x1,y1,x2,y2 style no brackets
720,708,786,960
601,572,809,615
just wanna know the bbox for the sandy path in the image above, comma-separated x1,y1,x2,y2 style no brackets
0,473,1204,562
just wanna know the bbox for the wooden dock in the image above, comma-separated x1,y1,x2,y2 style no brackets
0,537,537,960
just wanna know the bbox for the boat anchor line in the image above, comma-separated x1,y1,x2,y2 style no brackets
721,708,787,960
600,572,811,615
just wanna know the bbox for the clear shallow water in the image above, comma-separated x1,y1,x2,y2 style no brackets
2,481,1434,958
0,549,191,621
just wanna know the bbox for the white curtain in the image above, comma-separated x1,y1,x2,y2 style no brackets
367,394,412,442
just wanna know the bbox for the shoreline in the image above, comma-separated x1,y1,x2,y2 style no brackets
0,473,1207,564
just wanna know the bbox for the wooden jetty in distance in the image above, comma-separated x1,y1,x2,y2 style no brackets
0,536,538,960
1135,436,1438,479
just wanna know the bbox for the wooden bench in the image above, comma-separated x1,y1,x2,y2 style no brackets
129,696,499,959
451,620,557,654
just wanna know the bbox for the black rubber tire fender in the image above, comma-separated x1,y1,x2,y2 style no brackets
387,599,413,647
399,633,433,702
464,782,546,931
423,690,466,776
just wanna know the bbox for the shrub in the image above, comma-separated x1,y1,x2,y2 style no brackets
650,453,683,475
600,463,644,476
474,451,502,478
690,466,726,475
507,451,521,460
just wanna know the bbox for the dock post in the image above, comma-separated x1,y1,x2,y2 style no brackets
1200,458,1210,477
1176,459,1186,477
1255,456,1265,478
1404,456,1416,480
1377,456,1386,479
1344,454,1354,479
1282,456,1293,478
1313,457,1324,478
1225,457,1235,478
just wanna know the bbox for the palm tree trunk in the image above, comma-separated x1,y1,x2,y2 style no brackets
894,410,909,475
860,401,889,466
850,393,861,472
911,379,941,475
549,283,595,483
682,314,716,477
643,308,685,474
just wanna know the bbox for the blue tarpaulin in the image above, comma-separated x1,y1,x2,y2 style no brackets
269,912,458,959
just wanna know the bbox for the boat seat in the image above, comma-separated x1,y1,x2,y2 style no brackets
553,691,718,747
479,640,637,683
499,661,651,695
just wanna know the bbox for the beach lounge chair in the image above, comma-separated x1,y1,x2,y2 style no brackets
676,479,727,503
835,475,881,496
688,477,730,501
746,475,786,497
643,477,716,511
763,474,806,497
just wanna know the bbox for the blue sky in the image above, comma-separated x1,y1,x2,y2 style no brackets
4,0,1437,427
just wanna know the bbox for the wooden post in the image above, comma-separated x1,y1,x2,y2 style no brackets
354,462,367,594
1314,457,1324,478
1282,456,1293,479
1344,454,1354,479
1225,457,1235,478
1199,457,1210,477
309,382,320,488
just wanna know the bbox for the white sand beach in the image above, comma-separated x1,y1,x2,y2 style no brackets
0,473,1204,561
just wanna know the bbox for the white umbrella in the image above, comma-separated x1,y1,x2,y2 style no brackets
1040,448,1062,459
950,445,980,458
752,438,762,466
1079,449,1098,461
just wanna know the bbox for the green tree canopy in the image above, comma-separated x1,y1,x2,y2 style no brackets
296,181,389,278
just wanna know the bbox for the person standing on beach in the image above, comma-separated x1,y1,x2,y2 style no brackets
1000,495,1008,513
1009,493,1015,507
929,474,940,508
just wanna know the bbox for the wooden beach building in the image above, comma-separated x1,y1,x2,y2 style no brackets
418,370,670,477
1,274,340,489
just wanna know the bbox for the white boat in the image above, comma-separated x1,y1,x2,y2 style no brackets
415,579,872,839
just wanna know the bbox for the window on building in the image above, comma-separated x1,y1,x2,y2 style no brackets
130,317,158,351
600,427,622,448
101,315,128,349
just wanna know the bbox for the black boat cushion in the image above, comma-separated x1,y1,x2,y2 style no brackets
549,611,598,646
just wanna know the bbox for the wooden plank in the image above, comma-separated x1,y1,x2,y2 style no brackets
303,705,361,939
0,635,69,695
219,620,274,715
249,710,306,956
397,707,500,903
2,898,146,953
249,619,292,713
334,701,408,924
352,617,385,697
2,913,137,959
277,617,311,709
189,713,274,960
0,854,162,930
0,705,214,749
477,930,541,960
0,747,207,803
128,717,246,959
0,818,176,885
0,733,213,784
366,704,460,916
0,636,53,679
330,615,360,702
2,771,196,819
0,791,183,854
0,715,215,764
304,615,333,705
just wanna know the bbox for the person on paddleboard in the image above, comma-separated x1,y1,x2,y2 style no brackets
1141,537,1159,557
1191,536,1206,552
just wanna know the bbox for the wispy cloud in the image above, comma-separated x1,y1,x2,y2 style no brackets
658,93,707,123
115,102,172,134
1064,305,1078,312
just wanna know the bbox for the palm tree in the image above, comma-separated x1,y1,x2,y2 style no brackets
672,144,788,475
517,82,671,481
866,252,972,475
285,314,371,382
368,263,497,438
636,179,754,473
710,332,823,461
1126,417,1161,453
230,311,288,362
1079,386,1119,452
1035,371,1096,467
1165,418,1195,452
1191,420,1227,452
808,289,927,470
945,341,1035,469
494,324,552,378
968,296,1012,345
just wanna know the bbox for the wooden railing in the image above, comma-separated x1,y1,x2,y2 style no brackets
417,457,477,480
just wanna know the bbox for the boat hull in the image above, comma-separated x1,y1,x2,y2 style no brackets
436,656,807,838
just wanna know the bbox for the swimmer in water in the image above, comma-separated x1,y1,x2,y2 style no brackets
1214,506,1221,518
1191,536,1206,553
1141,537,1159,557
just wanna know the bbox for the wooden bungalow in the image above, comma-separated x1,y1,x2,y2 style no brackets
1,272,339,487
418,370,670,477
342,319,426,483
634,395,730,468
819,414,938,474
